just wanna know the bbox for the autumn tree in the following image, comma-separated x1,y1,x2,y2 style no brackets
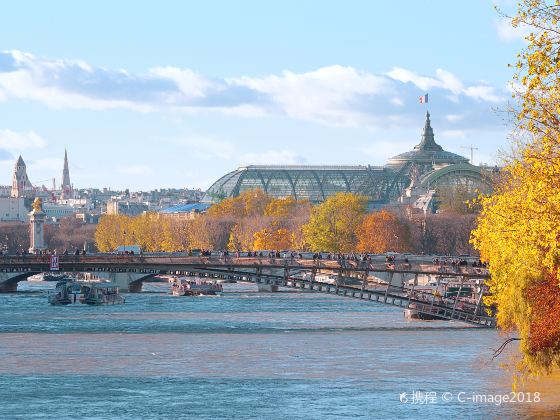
435,184,482,214
356,210,411,253
202,189,270,251
303,192,367,252
163,217,191,251
472,1,560,379
45,217,97,252
253,196,311,250
0,222,29,253
94,214,132,252
188,214,232,250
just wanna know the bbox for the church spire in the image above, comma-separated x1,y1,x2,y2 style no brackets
414,111,443,152
61,149,72,199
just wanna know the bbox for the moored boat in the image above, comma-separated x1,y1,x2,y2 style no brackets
48,281,125,305
48,280,84,305
171,279,223,296
82,282,125,305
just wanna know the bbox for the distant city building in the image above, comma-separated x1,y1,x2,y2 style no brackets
0,197,28,222
42,203,78,220
2,152,204,218
106,199,149,216
75,212,100,224
60,149,73,199
202,112,494,212
0,185,11,197
11,156,33,198
160,202,212,219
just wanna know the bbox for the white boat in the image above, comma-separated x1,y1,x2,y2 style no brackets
314,274,339,284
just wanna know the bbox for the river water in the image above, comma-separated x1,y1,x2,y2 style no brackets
0,281,555,419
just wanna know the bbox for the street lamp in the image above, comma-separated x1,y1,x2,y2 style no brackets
123,230,127,253
263,229,269,251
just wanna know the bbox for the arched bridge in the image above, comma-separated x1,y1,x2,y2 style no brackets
0,254,495,328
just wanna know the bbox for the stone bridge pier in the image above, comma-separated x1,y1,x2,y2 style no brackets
370,271,429,287
96,272,156,292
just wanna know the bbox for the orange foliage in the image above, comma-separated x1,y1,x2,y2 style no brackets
355,210,411,254
527,271,560,355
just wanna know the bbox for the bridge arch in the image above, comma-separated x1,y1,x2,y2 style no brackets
0,271,40,292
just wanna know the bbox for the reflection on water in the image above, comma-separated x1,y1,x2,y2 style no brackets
0,281,555,419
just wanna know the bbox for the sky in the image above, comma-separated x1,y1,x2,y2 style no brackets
0,0,526,191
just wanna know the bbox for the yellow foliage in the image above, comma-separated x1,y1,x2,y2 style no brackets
253,228,293,250
302,192,367,252
474,0,560,380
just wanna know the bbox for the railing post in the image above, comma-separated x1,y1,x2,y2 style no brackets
336,269,343,294
474,282,485,316
406,273,418,308
361,266,369,292
384,272,393,303
256,266,262,286
310,267,316,289
428,275,441,315
450,276,465,320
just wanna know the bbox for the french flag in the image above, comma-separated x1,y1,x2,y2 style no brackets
419,94,428,104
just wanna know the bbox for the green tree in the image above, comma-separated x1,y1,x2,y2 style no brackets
303,192,367,252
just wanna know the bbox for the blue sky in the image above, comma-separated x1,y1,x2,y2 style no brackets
0,0,525,191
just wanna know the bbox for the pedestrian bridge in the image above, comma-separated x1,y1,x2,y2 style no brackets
0,254,494,328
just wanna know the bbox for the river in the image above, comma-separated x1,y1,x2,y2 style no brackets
0,281,555,419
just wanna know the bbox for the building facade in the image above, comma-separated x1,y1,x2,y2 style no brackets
0,197,28,222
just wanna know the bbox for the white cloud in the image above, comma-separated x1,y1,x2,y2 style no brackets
463,85,505,103
494,19,530,42
0,129,47,150
117,164,154,176
149,67,215,98
445,114,464,123
0,50,508,130
387,67,441,91
435,69,463,95
388,67,504,102
238,150,306,166
231,65,393,126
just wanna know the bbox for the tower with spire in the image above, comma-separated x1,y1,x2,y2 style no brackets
413,111,443,152
61,149,73,200
386,111,468,173
11,156,33,198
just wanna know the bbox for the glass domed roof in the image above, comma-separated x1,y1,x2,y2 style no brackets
386,112,468,168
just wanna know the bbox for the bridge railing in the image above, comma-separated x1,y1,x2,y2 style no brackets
0,254,490,278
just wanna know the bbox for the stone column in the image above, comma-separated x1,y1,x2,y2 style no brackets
29,198,47,254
